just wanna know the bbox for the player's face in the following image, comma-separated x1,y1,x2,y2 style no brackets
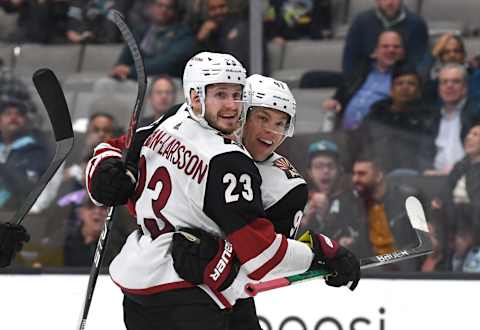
204,83,244,134
308,154,338,193
242,107,289,161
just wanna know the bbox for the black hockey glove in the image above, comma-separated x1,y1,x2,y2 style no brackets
172,228,240,292
299,231,360,291
0,223,30,268
90,157,136,206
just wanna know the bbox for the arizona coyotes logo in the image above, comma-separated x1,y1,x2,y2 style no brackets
274,157,301,179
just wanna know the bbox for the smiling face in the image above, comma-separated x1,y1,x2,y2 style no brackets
191,83,244,134
241,107,290,161
373,31,404,70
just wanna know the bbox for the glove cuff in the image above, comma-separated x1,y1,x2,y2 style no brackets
203,239,239,291
315,234,339,259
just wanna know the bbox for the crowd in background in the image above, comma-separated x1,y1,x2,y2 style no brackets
1,0,480,273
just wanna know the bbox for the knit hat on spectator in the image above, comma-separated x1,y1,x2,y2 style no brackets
0,94,33,115
0,70,35,114
307,139,339,165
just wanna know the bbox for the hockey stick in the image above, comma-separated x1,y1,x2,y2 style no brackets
10,68,74,225
77,9,147,330
245,196,433,296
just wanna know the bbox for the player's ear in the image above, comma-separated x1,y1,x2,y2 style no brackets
190,89,201,113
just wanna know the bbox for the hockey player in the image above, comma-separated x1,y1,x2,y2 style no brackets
87,52,360,330
171,74,360,329
0,223,30,267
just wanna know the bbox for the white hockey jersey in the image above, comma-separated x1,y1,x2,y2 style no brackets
86,106,313,308
256,153,307,238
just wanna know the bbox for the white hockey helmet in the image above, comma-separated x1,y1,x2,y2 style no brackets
183,51,246,119
243,74,296,137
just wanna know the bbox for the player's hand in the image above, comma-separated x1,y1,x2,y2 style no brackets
298,231,360,291
90,157,136,206
172,228,240,292
0,223,30,268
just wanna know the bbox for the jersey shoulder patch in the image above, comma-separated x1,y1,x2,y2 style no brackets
273,156,302,180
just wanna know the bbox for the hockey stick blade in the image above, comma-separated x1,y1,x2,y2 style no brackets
360,195,432,269
13,68,73,225
245,196,433,296
78,10,147,330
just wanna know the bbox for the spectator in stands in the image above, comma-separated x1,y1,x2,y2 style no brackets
432,123,480,251
357,64,436,174
195,0,250,68
84,113,117,152
264,0,333,44
420,33,480,102
303,139,341,223
110,0,195,79
66,0,120,44
424,64,480,175
322,30,405,130
114,0,149,31
140,75,177,126
0,0,69,43
48,112,117,215
342,0,428,76
301,139,370,256
178,0,209,33
64,195,108,267
351,155,419,267
0,91,49,211
66,113,116,169
306,139,340,195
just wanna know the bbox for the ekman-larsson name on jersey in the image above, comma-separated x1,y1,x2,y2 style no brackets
144,129,208,184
